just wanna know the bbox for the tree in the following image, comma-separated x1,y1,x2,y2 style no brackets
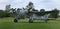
26,2,35,18
26,2,34,11
0,10,10,18
50,8,59,18
5,4,11,12
9,8,17,17
28,2,33,6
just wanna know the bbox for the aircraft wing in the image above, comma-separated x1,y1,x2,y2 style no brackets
29,11,52,14
29,11,52,16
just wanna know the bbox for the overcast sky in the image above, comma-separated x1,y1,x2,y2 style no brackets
0,0,60,11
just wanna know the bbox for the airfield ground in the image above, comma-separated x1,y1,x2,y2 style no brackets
0,17,60,29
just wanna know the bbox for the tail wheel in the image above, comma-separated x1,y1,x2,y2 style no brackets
14,19,18,23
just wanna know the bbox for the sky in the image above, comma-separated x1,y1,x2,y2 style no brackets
0,0,60,11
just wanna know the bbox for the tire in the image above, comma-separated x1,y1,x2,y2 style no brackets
29,18,33,23
14,19,18,23
45,20,48,23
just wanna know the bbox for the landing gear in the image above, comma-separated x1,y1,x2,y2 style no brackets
29,19,33,23
14,19,18,23
29,17,33,23
45,20,48,23
14,15,19,23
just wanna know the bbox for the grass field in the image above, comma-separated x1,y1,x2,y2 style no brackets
0,17,60,29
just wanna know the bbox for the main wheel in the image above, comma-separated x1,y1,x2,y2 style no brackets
14,19,18,23
45,20,48,23
29,19,33,23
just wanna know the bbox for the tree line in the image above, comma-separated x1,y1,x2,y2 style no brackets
0,2,59,19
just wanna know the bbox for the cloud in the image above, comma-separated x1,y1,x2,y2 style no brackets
0,0,60,11
0,0,14,9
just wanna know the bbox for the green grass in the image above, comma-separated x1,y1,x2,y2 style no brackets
0,17,60,29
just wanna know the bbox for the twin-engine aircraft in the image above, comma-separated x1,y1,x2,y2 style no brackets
11,8,53,23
